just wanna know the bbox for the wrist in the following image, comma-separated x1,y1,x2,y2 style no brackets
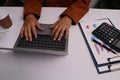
25,14,35,20
64,16,72,24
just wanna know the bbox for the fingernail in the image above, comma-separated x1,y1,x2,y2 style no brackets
58,38,60,41
50,26,53,28
41,28,44,30
65,36,67,39
35,36,37,38
54,38,56,41
26,38,28,41
30,39,32,41
58,39,60,41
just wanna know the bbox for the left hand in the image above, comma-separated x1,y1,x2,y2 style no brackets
50,16,72,41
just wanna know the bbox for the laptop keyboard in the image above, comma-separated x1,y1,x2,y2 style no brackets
16,34,66,51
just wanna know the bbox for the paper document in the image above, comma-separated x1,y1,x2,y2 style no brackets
79,18,120,74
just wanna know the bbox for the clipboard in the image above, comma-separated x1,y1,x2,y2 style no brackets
78,18,120,74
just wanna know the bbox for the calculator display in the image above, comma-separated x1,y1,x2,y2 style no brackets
115,41,120,48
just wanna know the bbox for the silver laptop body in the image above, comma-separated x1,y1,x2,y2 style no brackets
14,24,68,56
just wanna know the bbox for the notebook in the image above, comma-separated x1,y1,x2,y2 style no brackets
13,24,68,56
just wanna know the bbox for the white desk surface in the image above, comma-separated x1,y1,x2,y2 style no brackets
0,7,120,80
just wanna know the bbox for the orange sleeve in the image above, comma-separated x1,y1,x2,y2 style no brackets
60,0,91,25
24,0,42,20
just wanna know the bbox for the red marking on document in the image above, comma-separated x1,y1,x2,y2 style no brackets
86,25,90,29
94,44,100,54
99,44,104,51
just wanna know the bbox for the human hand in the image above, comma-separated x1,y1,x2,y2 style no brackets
20,14,44,41
50,16,72,41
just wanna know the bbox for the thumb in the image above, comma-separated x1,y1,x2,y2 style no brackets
36,22,44,31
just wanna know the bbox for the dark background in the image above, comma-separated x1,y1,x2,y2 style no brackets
0,0,23,6
94,0,120,9
0,0,120,9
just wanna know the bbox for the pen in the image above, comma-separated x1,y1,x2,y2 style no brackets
91,39,118,55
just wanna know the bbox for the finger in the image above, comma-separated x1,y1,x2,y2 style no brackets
24,27,28,41
58,27,66,41
20,27,24,38
51,25,59,36
31,25,37,38
49,21,58,29
28,26,32,41
65,28,69,39
49,24,54,29
36,22,44,31
53,26,62,40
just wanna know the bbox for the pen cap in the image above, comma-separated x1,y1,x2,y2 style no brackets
0,9,12,28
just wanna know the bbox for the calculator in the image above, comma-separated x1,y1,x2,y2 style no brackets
92,22,120,52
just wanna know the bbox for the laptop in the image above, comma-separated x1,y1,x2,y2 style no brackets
14,24,68,56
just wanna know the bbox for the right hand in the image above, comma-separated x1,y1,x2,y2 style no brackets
20,14,44,41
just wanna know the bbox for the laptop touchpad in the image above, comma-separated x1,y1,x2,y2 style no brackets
37,24,52,35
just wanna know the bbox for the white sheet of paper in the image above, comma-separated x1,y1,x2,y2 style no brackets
80,18,120,65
